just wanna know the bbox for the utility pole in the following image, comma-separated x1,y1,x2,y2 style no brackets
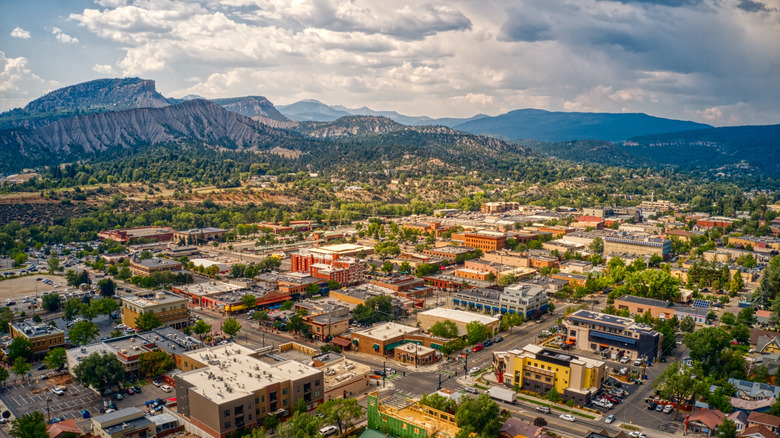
383,360,386,388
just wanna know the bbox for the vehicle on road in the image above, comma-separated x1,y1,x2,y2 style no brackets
114,393,123,400
482,339,493,347
620,356,630,364
464,387,479,394
469,367,481,376
487,386,515,403
52,387,64,396
629,432,647,438
373,369,386,377
535,406,551,414
493,336,504,343
605,414,615,423
634,358,644,366
160,384,172,392
472,344,484,352
663,404,674,414
37,364,47,370
559,414,576,422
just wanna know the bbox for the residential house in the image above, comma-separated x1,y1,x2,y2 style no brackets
685,408,725,436
498,418,543,438
747,412,780,435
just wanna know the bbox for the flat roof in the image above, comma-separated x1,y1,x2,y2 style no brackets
174,281,244,296
356,322,419,341
122,291,187,307
132,258,181,268
180,344,322,403
419,308,499,326
11,321,64,337
615,295,674,308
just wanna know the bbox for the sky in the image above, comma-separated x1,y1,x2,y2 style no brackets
1,0,779,126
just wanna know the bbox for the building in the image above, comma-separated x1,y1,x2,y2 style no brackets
199,288,290,315
304,313,351,341
500,283,549,318
453,288,502,313
417,308,500,337
498,418,543,438
370,276,432,301
614,295,676,320
128,256,182,276
172,281,246,306
481,250,530,268
311,351,371,401
121,291,189,330
393,342,438,367
350,322,421,356
551,272,588,288
366,392,460,438
603,235,672,259
729,236,780,251
517,277,569,296
46,418,84,438
454,231,508,252
291,245,367,285
401,221,452,237
91,407,155,438
172,227,227,245
563,310,663,361
747,412,780,435
696,217,735,229
98,226,175,243
685,408,726,437
574,216,605,230
675,307,710,325
176,343,324,438
422,246,477,262
492,344,607,404
8,320,65,361
190,258,230,274
481,202,520,214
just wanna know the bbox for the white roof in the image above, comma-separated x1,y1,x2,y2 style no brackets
419,308,499,326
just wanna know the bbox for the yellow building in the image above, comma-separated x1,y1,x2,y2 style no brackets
9,321,65,361
493,344,606,405
121,291,189,330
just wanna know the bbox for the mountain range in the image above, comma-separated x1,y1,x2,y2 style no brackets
0,77,777,176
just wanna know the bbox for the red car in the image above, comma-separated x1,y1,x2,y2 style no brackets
472,344,484,352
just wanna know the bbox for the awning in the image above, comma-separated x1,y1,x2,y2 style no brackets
352,339,359,345
453,299,460,303
406,340,423,345
468,302,475,306
332,338,351,347
568,337,576,342
384,341,403,351
430,343,442,350
492,306,499,311
508,309,516,314
372,344,380,349
565,340,575,345
599,344,609,348
500,308,507,313
476,303,483,308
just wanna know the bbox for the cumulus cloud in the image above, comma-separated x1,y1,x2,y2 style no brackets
0,51,58,111
10,27,31,39
92,64,115,74
52,27,79,43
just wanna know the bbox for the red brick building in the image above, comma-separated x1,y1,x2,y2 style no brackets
291,245,367,285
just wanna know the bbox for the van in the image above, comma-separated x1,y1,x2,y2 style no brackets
536,406,551,414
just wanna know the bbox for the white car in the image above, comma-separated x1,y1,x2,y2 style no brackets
629,432,647,438
663,405,674,414
605,414,615,424
318,425,338,436
160,384,172,392
52,387,64,396
559,414,576,422
469,367,481,375
620,356,630,364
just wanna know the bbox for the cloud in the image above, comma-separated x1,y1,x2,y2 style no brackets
498,7,555,42
92,64,115,74
10,27,31,39
0,51,58,111
52,27,79,44
736,0,774,12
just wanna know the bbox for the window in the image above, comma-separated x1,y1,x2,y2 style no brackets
282,388,287,395
225,421,231,429
545,377,551,382
224,410,230,418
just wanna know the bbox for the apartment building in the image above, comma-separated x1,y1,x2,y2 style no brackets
500,283,549,318
481,250,530,268
481,202,520,214
291,245,367,285
422,245,477,262
8,321,65,361
563,310,663,361
603,235,672,259
492,344,607,404
461,231,508,252
367,392,460,438
121,291,189,330
729,235,780,251
614,295,676,319
176,344,324,438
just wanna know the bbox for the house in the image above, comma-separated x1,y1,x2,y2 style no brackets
731,397,775,414
747,411,780,435
91,407,156,438
46,418,84,438
757,310,773,326
685,408,725,436
751,329,780,352
498,417,543,438
727,410,749,432
740,425,775,438
729,378,780,400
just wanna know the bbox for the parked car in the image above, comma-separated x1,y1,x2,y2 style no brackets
152,380,163,387
126,388,134,395
648,401,657,410
482,339,493,347
629,432,647,438
37,364,47,371
493,336,504,343
114,393,123,400
655,403,664,412
472,344,484,352
634,358,644,366
605,414,615,424
559,414,576,422
663,404,674,414
464,387,479,394
52,387,64,396
318,425,338,437
132,385,142,393
469,367,481,376
160,385,172,393
620,356,630,364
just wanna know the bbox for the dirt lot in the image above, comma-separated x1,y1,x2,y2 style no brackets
0,274,69,300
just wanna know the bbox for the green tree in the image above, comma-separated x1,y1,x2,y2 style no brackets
317,398,363,435
546,387,561,402
12,252,28,268
730,271,745,293
717,419,738,438
654,361,702,420
419,393,457,413
680,315,696,333
381,261,394,274
222,317,242,337
0,307,14,333
501,312,525,332
731,324,750,344
63,298,82,322
12,357,30,381
98,278,116,297
429,320,459,338
110,328,123,338
73,352,125,392
66,270,90,287
466,321,487,345
0,366,8,386
252,310,269,327
42,293,61,311
44,347,67,370
9,411,48,438
737,307,756,326
306,283,320,297
720,312,736,326
135,312,162,331
498,273,518,286
280,300,294,311
47,257,61,274
588,237,604,254
93,297,119,317
138,350,175,378
192,319,212,339
69,321,100,346
242,294,257,311
683,327,731,368
276,411,323,438
6,337,33,362
455,393,502,438
326,280,341,290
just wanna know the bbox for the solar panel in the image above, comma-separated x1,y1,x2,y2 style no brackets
693,299,710,309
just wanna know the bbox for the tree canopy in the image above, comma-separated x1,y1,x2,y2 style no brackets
73,353,125,391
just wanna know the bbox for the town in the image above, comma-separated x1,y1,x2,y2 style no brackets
0,198,778,438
